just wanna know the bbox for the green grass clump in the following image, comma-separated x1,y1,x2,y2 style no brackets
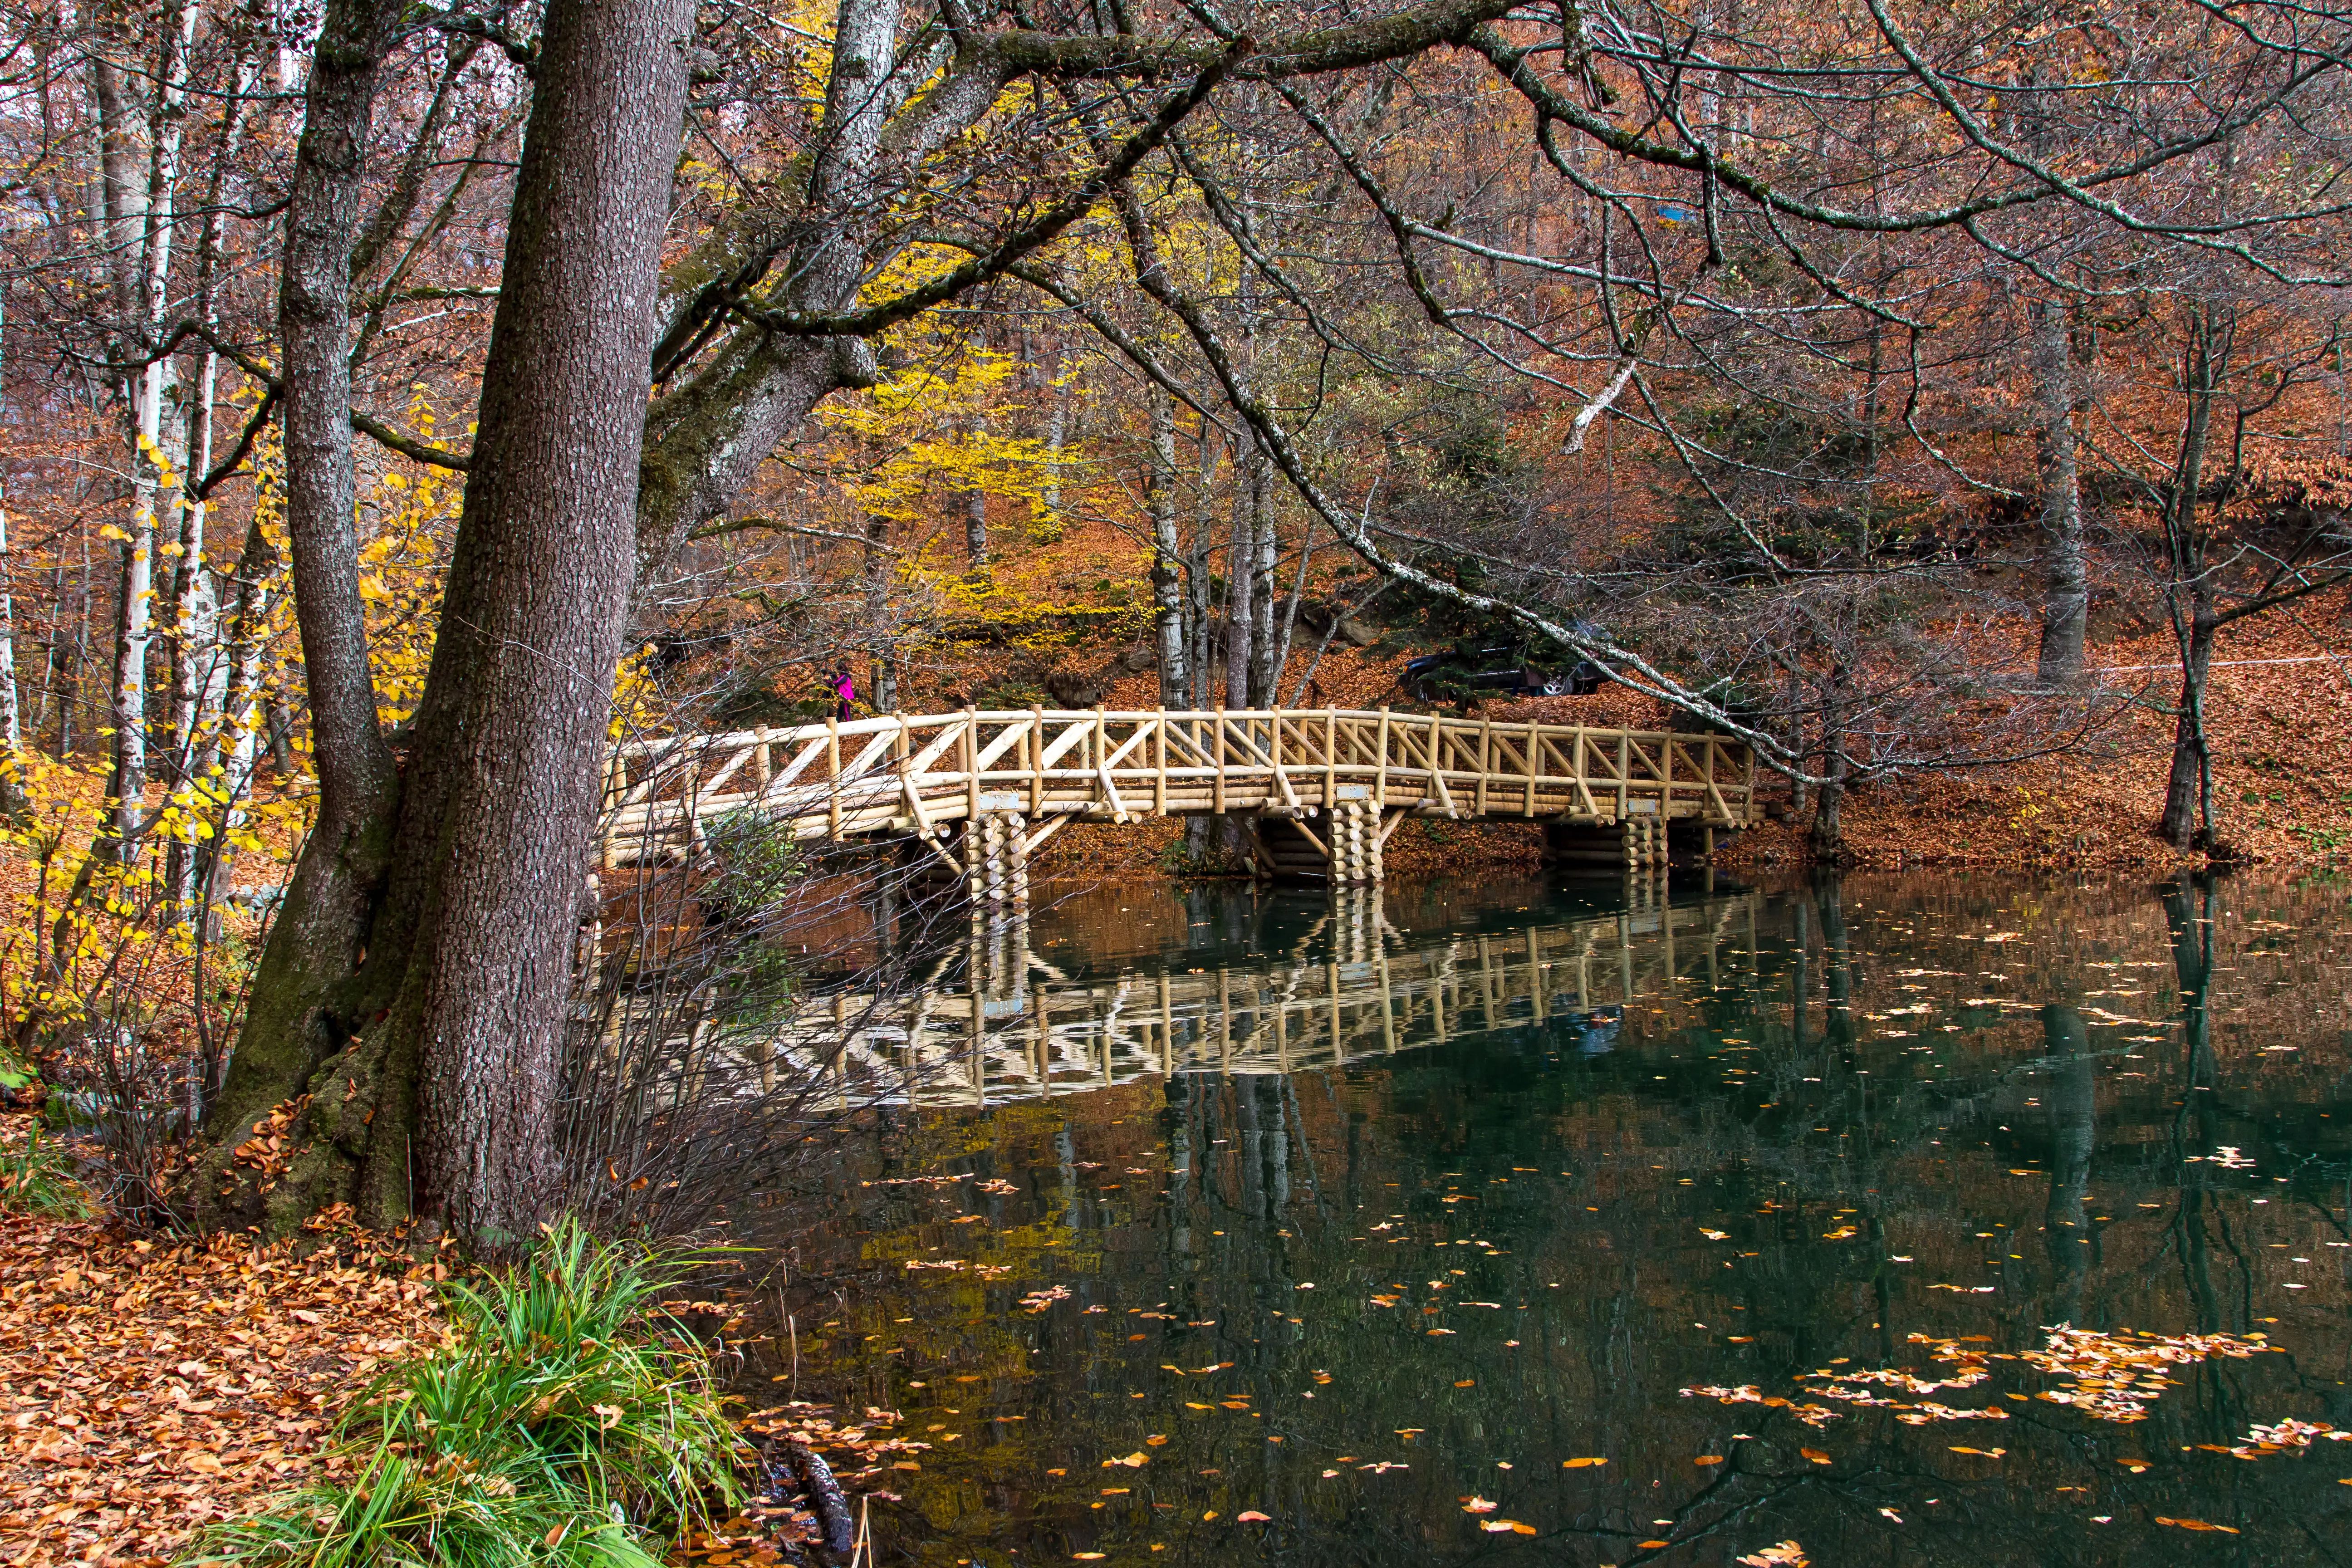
0,1121,94,1218
193,1219,744,1568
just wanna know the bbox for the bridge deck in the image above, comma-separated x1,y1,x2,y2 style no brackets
600,706,1756,870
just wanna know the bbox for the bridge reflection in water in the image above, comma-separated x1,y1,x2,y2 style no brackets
691,883,1764,1108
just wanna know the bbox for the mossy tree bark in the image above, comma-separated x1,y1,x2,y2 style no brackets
209,0,702,1237
200,0,410,1225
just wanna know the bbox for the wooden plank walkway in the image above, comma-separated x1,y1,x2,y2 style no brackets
625,886,1763,1109
599,707,1756,872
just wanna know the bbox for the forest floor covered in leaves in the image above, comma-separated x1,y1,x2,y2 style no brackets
0,1174,447,1568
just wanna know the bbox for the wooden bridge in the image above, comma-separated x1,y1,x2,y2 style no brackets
635,885,1765,1110
600,707,1757,898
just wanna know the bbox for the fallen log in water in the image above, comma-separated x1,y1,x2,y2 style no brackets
760,1436,857,1558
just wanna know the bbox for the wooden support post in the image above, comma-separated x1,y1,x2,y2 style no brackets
1269,705,1284,812
1475,715,1492,816
1524,719,1539,815
1324,708,1338,810
1376,706,1391,808
963,706,980,822
1029,706,1044,817
825,718,843,836
1215,704,1228,815
1153,712,1167,816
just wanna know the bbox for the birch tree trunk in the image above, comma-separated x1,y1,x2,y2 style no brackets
965,416,990,572
1246,456,1280,705
1224,442,1258,707
1187,427,1220,708
166,53,256,912
97,11,199,847
1147,388,1186,706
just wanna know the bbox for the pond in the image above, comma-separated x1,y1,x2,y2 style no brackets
731,869,2352,1566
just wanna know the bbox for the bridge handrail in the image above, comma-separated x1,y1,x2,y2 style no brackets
609,706,1744,760
598,706,1757,863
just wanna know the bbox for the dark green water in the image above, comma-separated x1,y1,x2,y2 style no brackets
741,871,2352,1566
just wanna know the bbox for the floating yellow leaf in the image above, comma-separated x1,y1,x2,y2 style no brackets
1695,1455,1725,1465
1800,1448,1831,1465
1563,1456,1607,1468
2155,1518,2239,1533
1462,1497,1499,1513
1236,1510,1271,1523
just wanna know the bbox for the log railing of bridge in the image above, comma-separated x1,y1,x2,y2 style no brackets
599,706,1757,871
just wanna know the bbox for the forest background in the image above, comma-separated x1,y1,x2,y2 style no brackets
0,0,2347,1239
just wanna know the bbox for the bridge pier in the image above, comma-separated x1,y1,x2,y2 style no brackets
1542,815,1668,875
1251,799,1385,885
961,811,1031,907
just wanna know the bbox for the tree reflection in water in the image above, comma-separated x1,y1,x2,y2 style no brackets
735,871,2352,1565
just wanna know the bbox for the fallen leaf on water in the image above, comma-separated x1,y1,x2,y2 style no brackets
1563,1456,1607,1468
1073,1555,1106,1562
1236,1511,1271,1523
1738,1543,1810,1567
1455,1379,1475,1387
1638,1540,1671,1549
1801,1447,1832,1465
1695,1455,1725,1465
1949,1446,2006,1458
2155,1518,2239,1533
1462,1497,1499,1513
1484,1521,1536,1534
1144,1434,1168,1446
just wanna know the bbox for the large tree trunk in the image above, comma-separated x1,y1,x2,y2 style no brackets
351,0,695,1237
1808,673,1850,863
2032,302,2089,686
2159,602,2215,851
201,0,410,1187
2158,318,2218,853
